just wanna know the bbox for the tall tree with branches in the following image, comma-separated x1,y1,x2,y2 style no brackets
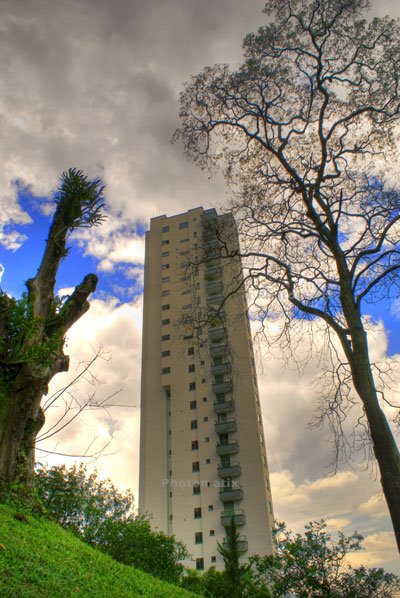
0,168,105,488
176,0,400,550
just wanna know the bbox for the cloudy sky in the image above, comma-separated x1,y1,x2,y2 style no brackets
1,0,400,574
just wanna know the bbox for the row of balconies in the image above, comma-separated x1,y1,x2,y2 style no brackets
203,221,248,555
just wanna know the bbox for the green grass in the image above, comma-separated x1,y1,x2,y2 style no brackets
0,503,199,597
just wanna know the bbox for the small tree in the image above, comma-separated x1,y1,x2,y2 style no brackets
251,520,400,597
216,517,271,598
36,463,189,585
0,169,105,488
218,517,242,597
176,0,400,550
35,463,134,545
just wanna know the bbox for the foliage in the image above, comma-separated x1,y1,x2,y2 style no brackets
176,0,400,551
0,502,199,597
100,516,189,585
35,463,188,584
250,520,400,597
35,463,134,544
55,167,106,231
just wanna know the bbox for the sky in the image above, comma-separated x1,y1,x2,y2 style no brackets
0,0,400,575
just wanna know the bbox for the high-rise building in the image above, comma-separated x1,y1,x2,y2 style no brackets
139,207,274,571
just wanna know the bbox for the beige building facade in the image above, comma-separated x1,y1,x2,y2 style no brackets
139,207,274,571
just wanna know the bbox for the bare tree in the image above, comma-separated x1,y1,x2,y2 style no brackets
36,347,124,461
0,168,105,487
175,0,400,550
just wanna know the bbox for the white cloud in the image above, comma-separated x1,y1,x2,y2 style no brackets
347,532,398,568
358,493,390,519
307,471,358,493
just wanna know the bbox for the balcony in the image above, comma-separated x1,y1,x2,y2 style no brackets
215,418,237,434
203,238,220,250
205,266,222,281
206,279,223,295
217,462,241,478
207,294,224,309
222,536,248,553
210,343,228,358
213,399,235,415
211,361,230,376
219,485,243,502
209,327,226,343
221,510,246,527
216,440,239,456
212,381,233,394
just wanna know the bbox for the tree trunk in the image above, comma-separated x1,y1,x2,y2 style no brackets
345,319,400,552
0,371,45,486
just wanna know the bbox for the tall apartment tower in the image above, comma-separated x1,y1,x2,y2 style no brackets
139,207,274,571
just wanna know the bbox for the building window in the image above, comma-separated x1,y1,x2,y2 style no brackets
194,507,202,519
210,530,215,537
191,420,198,430
211,556,216,563
181,250,190,256
161,264,169,270
161,334,170,341
188,347,194,356
162,319,170,326
192,440,199,450
208,505,213,511
183,304,192,310
190,400,197,410
204,437,209,443
195,532,203,544
162,304,170,311
192,462,200,472
162,225,169,233
161,251,169,258
181,289,191,295
179,221,189,229
200,360,205,365
193,485,200,495
188,364,195,373
189,382,196,391
206,458,211,464
161,276,170,283
161,290,170,297
161,367,171,375
180,238,189,243
196,558,204,571
203,397,207,403
161,239,169,246
203,417,208,422
161,350,170,358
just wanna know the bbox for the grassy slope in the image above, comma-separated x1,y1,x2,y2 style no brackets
0,504,198,597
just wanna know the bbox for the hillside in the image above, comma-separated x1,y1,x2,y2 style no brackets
0,503,199,597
